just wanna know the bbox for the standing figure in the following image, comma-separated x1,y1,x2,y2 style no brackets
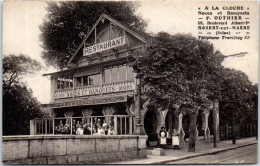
93,118,98,132
76,120,81,130
83,123,91,135
102,119,108,135
159,127,167,149
58,120,64,134
64,119,70,134
172,129,180,150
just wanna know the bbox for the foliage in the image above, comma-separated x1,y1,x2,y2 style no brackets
2,54,43,135
40,1,147,69
132,31,257,127
3,54,42,93
131,32,257,151
132,32,224,112
3,83,43,135
219,69,258,124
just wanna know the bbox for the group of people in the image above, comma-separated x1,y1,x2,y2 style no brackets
55,118,116,135
91,118,116,135
159,127,180,150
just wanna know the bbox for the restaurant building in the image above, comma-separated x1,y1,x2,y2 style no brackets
31,14,220,143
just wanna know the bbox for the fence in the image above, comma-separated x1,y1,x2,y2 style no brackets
31,115,134,136
219,123,257,141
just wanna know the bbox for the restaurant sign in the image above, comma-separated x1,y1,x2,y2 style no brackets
54,81,135,99
83,36,126,56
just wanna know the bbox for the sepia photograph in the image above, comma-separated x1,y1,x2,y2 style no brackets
2,0,258,164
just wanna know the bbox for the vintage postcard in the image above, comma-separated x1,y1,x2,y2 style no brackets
2,0,258,164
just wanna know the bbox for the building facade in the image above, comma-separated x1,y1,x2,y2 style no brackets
33,14,220,143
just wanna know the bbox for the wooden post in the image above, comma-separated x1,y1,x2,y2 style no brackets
45,120,47,134
91,117,93,135
41,120,43,134
48,119,51,134
125,117,127,134
114,116,118,135
70,117,73,135
130,117,133,134
120,117,122,135
53,118,55,135
30,120,35,135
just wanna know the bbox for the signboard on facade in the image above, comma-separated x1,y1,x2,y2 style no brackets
51,95,128,108
54,81,135,99
83,36,126,56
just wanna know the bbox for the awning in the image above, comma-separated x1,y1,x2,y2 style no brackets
50,94,133,108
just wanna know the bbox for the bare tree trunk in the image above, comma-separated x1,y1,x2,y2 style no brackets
188,112,198,152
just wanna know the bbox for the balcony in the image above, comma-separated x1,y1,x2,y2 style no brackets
53,80,136,101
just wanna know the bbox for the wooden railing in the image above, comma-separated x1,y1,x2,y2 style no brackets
31,115,134,136
54,80,136,100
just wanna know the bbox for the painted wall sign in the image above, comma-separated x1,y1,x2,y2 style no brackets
51,95,128,108
54,81,135,99
83,36,126,56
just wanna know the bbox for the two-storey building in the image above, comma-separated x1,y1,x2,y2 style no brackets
32,14,220,144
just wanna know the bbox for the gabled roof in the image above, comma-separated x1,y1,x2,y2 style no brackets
68,14,151,65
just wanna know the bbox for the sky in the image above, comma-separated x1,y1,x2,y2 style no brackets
3,1,259,104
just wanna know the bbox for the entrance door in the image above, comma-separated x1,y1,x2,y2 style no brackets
144,110,157,135
165,111,175,132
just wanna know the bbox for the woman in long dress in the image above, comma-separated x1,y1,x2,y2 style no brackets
159,127,167,149
172,129,180,150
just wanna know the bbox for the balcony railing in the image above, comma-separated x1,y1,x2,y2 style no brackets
31,115,134,136
54,80,136,100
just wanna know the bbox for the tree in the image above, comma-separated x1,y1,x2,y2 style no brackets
2,54,43,135
40,1,147,69
3,84,43,135
3,54,42,94
131,32,224,151
219,69,258,143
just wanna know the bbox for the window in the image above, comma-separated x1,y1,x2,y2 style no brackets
103,64,135,83
111,67,118,83
89,74,101,86
57,80,61,89
119,65,126,82
57,77,73,89
69,80,73,88
75,73,101,87
83,76,89,86
104,68,111,84
127,66,135,81
76,77,82,87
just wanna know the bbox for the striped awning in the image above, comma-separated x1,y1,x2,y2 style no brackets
50,95,131,108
